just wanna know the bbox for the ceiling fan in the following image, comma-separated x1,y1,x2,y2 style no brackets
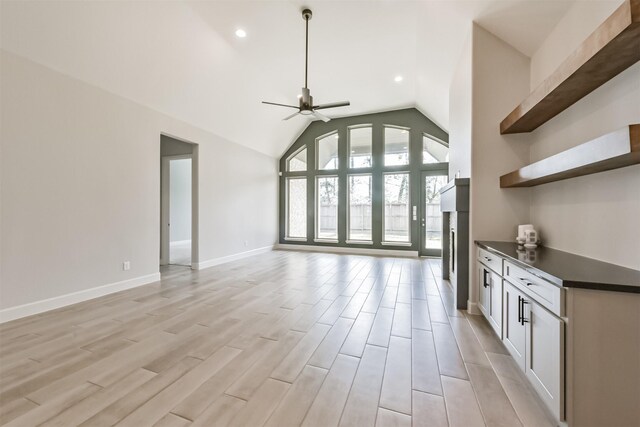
262,8,350,123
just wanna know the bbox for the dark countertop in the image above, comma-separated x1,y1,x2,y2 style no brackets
476,241,640,294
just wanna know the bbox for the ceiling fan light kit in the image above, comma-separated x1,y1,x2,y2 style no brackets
262,8,350,123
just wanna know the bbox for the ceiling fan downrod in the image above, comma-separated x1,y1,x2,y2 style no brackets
303,8,312,90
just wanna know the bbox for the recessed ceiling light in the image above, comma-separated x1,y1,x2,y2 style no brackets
235,29,247,38
394,75,403,83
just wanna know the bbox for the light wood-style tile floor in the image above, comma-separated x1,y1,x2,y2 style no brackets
0,250,556,426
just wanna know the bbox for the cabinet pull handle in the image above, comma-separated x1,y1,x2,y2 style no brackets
483,270,489,288
517,295,522,323
519,277,533,286
520,299,530,325
484,256,492,261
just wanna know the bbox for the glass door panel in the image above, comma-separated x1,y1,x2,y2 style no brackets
421,174,448,256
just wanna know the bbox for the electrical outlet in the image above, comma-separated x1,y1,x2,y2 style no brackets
244,240,248,247
122,261,130,271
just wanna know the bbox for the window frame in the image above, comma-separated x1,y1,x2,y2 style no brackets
347,124,373,170
346,173,373,244
381,171,411,246
278,110,449,252
284,176,307,241
316,130,339,171
314,175,339,243
286,145,308,172
383,124,411,168
422,133,449,165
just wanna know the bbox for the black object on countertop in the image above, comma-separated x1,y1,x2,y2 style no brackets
476,241,640,294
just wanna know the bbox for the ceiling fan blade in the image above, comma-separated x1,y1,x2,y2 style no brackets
313,101,350,110
311,110,331,122
262,101,299,109
282,111,301,121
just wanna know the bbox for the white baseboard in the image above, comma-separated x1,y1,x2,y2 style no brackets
0,272,161,324
467,301,481,315
193,245,274,270
275,243,418,258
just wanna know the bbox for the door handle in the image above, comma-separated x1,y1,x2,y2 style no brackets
517,295,522,323
520,298,530,325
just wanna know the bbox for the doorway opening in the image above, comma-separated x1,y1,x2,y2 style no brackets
160,135,198,268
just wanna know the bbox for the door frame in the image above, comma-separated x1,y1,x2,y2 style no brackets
419,169,448,257
160,154,191,266
160,153,197,267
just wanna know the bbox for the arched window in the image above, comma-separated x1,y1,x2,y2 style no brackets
348,126,372,168
287,146,307,172
423,134,449,164
279,108,448,255
317,132,339,170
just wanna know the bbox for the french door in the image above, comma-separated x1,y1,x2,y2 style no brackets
419,171,448,257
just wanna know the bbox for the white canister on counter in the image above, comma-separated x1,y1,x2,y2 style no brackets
518,224,534,240
524,229,538,248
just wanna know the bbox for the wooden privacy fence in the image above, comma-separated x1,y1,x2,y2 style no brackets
318,203,441,235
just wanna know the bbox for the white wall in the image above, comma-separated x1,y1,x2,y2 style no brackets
0,50,278,313
169,159,192,242
447,2,640,312
468,24,532,305
448,31,473,180
530,0,623,89
527,1,640,269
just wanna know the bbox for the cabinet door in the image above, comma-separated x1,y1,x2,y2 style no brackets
525,298,564,421
488,271,502,337
477,263,491,319
503,281,526,370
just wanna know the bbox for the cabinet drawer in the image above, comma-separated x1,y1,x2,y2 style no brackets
504,261,564,316
477,247,502,275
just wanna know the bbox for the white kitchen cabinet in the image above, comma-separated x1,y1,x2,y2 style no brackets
502,281,564,421
488,272,502,336
525,297,564,422
476,242,639,426
503,281,526,370
477,261,502,338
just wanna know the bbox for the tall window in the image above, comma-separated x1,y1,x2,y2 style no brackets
317,133,339,170
316,176,338,240
384,173,410,243
349,126,372,168
286,178,307,239
384,126,409,166
279,111,448,251
287,147,307,171
348,175,372,241
423,134,449,164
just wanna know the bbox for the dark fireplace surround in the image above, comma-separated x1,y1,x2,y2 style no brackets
440,178,470,309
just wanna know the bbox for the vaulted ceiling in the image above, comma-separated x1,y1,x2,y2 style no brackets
2,0,592,157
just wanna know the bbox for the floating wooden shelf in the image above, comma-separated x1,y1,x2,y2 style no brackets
500,0,640,135
500,125,640,187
